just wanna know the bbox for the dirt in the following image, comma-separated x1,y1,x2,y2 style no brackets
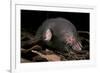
21,31,89,63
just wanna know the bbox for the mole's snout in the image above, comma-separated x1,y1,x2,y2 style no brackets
72,41,82,51
65,36,82,51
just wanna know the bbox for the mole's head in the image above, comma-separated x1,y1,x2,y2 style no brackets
64,35,82,51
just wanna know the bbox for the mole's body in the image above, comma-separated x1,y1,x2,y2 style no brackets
35,17,82,53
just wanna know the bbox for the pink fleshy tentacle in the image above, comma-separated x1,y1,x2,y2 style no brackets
66,36,82,51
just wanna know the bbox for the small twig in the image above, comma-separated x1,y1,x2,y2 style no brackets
32,50,61,61
78,31,89,35
21,45,42,53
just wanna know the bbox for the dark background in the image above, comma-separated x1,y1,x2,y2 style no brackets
21,10,89,33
